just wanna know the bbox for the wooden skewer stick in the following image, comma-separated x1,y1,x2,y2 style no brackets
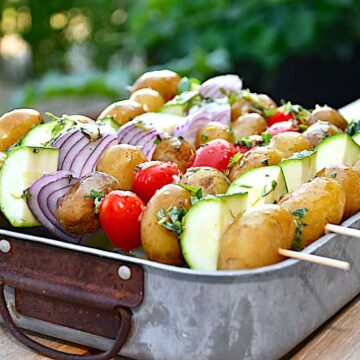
325,223,360,239
278,248,350,270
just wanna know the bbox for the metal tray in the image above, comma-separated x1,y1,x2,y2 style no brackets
0,210,359,360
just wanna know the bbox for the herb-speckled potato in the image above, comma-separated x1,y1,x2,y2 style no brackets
131,70,180,101
97,100,144,126
180,167,229,196
152,137,195,173
141,184,191,265
280,177,345,248
56,172,121,235
269,132,312,157
96,144,147,190
309,105,348,130
303,121,341,147
196,122,233,147
229,146,284,181
0,109,43,151
231,113,267,140
130,88,165,112
218,205,295,270
317,165,360,220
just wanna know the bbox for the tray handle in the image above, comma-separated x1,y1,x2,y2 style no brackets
0,282,131,360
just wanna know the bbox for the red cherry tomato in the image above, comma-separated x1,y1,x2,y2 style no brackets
133,161,180,203
235,144,252,154
267,121,297,136
191,139,236,171
267,110,293,127
99,190,145,251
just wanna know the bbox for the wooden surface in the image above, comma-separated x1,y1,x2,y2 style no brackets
0,99,359,359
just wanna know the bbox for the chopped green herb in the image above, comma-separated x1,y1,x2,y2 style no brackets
292,208,309,218
228,152,243,168
238,184,253,189
32,148,40,153
84,189,105,214
21,189,31,200
80,126,101,141
201,134,209,142
292,219,307,250
177,77,200,94
262,132,272,145
134,121,150,132
156,206,187,236
330,172,337,178
264,108,277,118
179,184,203,204
154,135,162,145
261,180,277,197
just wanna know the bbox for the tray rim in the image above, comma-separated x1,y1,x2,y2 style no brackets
1,211,359,278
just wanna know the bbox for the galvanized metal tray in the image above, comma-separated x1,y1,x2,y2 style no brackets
0,210,359,360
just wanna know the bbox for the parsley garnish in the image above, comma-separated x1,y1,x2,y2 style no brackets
201,134,209,141
154,135,162,145
80,126,101,141
291,208,309,250
261,180,277,197
228,152,243,168
292,208,309,218
179,184,203,204
84,189,105,214
262,132,272,145
156,206,187,236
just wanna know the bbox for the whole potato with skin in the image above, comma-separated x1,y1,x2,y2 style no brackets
130,88,165,112
196,122,233,148
303,121,341,147
131,70,180,101
317,165,360,220
257,94,277,110
280,177,345,248
56,172,121,235
141,184,191,265
309,105,348,130
96,144,147,190
0,109,43,151
229,146,284,181
152,137,195,173
180,167,229,197
97,100,144,126
231,113,267,140
218,205,295,270
269,132,312,157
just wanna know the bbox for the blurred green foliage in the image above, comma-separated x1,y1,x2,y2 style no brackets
0,0,359,106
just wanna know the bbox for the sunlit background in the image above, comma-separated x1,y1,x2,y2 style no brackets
0,0,359,115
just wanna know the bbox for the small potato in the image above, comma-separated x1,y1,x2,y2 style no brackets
231,113,267,140
65,114,94,124
152,137,195,173
317,165,360,220
309,105,348,130
96,144,147,190
180,167,229,197
218,205,295,270
280,177,345,248
56,172,121,235
257,94,277,110
229,146,284,181
132,70,181,101
130,88,165,112
269,132,312,157
231,97,253,121
303,121,341,147
0,109,43,151
97,100,144,126
141,184,191,265
196,122,233,147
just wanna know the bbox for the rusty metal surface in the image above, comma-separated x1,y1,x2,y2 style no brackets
0,236,144,341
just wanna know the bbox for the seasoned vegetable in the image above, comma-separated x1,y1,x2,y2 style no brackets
131,70,180,101
280,177,345,248
97,100,144,126
196,121,233,147
229,145,284,181
269,132,312,157
309,105,348,130
231,113,267,140
141,184,192,265
55,171,121,235
130,88,165,112
180,166,229,197
317,165,360,220
218,205,296,270
152,136,195,173
0,109,43,151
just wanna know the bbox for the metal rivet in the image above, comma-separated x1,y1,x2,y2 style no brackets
0,240,11,254
118,265,131,280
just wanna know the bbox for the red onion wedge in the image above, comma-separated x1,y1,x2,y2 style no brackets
173,102,231,144
27,170,79,243
199,74,242,99
54,128,117,177
118,120,168,159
